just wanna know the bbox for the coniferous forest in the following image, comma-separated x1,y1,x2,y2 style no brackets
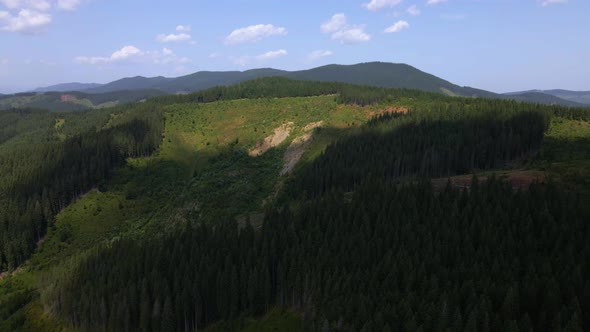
0,78,589,331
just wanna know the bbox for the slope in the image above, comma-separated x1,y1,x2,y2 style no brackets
506,89,590,106
34,83,103,93
14,62,583,108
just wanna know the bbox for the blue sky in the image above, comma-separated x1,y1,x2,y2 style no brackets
0,0,588,93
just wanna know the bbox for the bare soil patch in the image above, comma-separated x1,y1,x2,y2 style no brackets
281,121,324,175
249,122,294,156
367,106,409,119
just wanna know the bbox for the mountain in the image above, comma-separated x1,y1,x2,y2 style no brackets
34,82,103,92
284,62,499,98
84,68,288,94
81,62,495,98
506,89,590,106
0,89,165,111
502,91,585,107
13,62,585,108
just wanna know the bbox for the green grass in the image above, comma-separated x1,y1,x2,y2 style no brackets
533,117,590,201
205,309,302,332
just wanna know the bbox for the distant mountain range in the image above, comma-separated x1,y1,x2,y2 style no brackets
23,62,590,108
504,89,590,106
34,82,102,93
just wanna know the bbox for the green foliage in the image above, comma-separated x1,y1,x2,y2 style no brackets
1,78,588,331
0,104,164,272
0,89,165,112
46,178,589,331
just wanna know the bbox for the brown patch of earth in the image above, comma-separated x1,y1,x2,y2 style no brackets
367,106,409,119
281,121,324,175
249,122,294,156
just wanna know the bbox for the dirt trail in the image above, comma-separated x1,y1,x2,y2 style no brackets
281,121,324,175
249,122,294,156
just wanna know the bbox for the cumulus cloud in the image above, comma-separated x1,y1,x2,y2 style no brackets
76,46,192,66
75,45,143,64
232,49,288,66
56,0,81,11
0,0,50,11
225,24,287,45
540,0,567,6
0,9,51,33
384,20,409,33
175,25,191,32
156,33,191,43
331,27,370,43
320,13,347,33
308,50,333,60
156,25,193,43
321,14,371,44
362,0,402,11
255,49,287,61
407,5,421,16
0,0,85,33
427,0,448,5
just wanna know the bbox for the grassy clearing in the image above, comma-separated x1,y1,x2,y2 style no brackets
205,309,302,332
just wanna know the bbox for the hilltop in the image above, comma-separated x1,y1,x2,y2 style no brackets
20,62,583,109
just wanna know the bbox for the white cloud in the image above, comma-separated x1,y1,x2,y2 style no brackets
0,9,51,33
176,25,191,32
156,32,191,43
75,45,143,64
162,48,173,56
320,13,347,33
255,49,287,61
0,58,8,65
363,0,402,11
57,0,80,11
308,50,333,60
321,13,371,44
540,0,567,6
111,45,142,61
331,27,371,44
0,0,85,33
209,52,221,59
225,24,287,45
384,20,409,33
427,0,448,5
232,49,288,66
0,0,50,11
407,5,421,16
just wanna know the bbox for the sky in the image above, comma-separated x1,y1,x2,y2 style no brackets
0,0,588,93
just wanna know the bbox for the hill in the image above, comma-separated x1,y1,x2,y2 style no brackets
34,83,103,93
7,63,582,109
501,91,585,107
80,62,492,98
0,89,165,111
506,89,590,106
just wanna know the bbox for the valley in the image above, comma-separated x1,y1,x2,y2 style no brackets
0,76,588,331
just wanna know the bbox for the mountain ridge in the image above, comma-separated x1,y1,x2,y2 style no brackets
24,62,587,107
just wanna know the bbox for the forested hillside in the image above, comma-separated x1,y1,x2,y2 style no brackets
0,89,165,112
11,62,580,109
0,78,589,331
